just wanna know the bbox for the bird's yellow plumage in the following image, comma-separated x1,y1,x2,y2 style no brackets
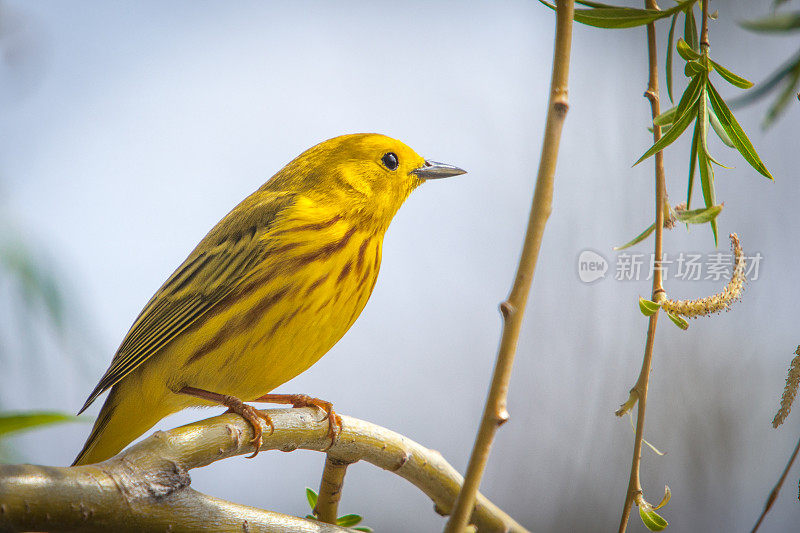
73,133,465,465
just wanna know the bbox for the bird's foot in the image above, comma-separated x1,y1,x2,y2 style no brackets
253,393,342,448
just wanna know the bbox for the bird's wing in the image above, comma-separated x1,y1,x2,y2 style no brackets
79,191,294,413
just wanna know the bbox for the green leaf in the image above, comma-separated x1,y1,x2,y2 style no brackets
740,12,800,33
710,60,754,89
676,38,700,61
336,514,363,527
639,507,670,530
614,223,655,250
697,144,719,245
666,311,689,331
353,528,373,532
674,73,704,119
0,412,77,438
706,82,773,179
536,0,673,28
684,6,699,51
634,102,697,166
687,117,700,209
666,14,678,102
653,106,677,126
674,204,723,224
707,105,735,147
639,297,661,317
306,488,318,510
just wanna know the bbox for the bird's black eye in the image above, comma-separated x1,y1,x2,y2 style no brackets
381,152,399,171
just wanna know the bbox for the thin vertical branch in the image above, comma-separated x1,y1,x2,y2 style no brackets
699,0,710,52
617,1,667,532
315,455,351,524
443,1,575,531
751,435,800,533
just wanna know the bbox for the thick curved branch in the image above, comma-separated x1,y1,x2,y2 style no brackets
0,408,526,533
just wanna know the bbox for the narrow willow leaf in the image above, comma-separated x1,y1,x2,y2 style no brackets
653,486,672,511
336,514,363,527
675,73,704,117
639,297,661,317
353,528,374,532
710,60,754,89
698,146,719,245
537,0,670,28
684,5,699,50
706,82,773,179
676,38,700,61
653,106,677,126
666,311,690,330
675,204,722,224
707,105,735,147
687,118,700,209
0,412,77,438
634,104,696,166
306,488,318,509
666,14,678,102
740,12,800,33
697,84,709,154
615,223,655,250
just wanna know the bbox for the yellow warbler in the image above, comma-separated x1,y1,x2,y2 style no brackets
73,133,465,465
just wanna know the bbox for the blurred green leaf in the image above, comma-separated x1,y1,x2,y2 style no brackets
639,507,670,530
0,412,77,438
615,223,655,251
666,14,678,102
740,12,800,33
710,60,754,89
0,241,66,331
706,82,773,179
676,38,700,61
763,61,800,128
336,514,363,527
675,204,723,224
306,487,318,510
639,297,661,317
353,528,373,532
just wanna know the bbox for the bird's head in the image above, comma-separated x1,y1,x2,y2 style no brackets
269,133,465,230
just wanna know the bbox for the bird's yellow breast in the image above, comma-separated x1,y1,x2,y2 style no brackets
149,199,383,403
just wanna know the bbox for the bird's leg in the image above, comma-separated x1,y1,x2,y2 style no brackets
178,386,273,458
252,393,342,447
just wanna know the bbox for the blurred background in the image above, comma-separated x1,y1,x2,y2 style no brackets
1,1,798,531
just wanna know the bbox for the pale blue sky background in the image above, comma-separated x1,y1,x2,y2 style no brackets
1,1,799,531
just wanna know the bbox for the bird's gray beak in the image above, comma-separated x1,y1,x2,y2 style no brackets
411,160,467,179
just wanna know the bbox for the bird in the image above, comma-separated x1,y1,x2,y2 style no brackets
72,133,465,466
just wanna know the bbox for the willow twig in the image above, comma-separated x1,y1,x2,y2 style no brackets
315,455,351,524
616,1,668,531
751,434,800,533
0,409,526,533
444,1,575,531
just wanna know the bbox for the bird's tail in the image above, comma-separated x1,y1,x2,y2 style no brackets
72,384,173,466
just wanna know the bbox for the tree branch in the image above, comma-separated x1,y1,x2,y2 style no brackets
0,408,526,533
616,1,667,531
444,1,575,531
315,455,351,524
